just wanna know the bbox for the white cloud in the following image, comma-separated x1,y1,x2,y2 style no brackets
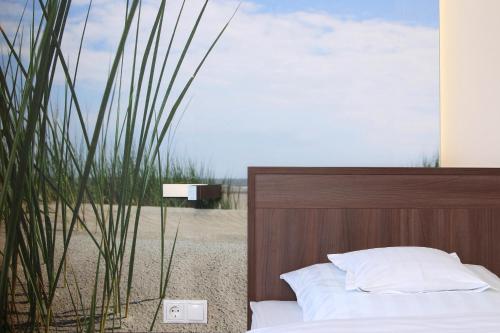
2,0,439,177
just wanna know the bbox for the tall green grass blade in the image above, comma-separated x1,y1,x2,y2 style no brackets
149,223,179,331
1,0,236,330
49,0,140,306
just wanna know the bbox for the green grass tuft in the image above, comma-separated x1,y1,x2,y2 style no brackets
0,0,236,330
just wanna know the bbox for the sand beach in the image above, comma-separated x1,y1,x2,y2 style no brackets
2,206,247,333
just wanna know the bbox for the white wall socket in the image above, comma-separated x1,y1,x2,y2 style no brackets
163,300,207,324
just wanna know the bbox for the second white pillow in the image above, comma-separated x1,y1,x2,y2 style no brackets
328,247,489,293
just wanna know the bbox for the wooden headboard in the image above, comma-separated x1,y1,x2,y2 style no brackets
247,167,500,327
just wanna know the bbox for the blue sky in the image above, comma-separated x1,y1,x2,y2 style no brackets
176,0,440,177
2,0,440,178
251,0,439,27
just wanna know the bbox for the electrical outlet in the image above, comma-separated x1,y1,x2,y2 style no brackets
166,304,184,321
163,300,207,324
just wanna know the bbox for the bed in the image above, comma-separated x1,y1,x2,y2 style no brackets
247,167,500,332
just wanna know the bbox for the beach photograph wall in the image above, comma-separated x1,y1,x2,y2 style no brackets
0,0,439,332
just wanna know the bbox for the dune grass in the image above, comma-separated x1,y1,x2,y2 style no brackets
0,0,236,331
414,153,440,168
420,154,440,168
66,153,240,209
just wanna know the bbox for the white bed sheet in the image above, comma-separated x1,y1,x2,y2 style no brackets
249,313,500,333
249,264,500,331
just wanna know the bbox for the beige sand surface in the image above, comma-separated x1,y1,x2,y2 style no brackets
121,207,247,333
7,206,247,333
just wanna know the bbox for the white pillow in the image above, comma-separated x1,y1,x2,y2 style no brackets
328,247,489,293
250,301,302,329
280,263,500,322
280,263,346,321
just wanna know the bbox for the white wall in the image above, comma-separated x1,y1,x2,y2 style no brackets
440,0,500,167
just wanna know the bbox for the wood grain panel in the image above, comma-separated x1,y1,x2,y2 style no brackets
342,209,405,250
254,209,315,300
405,209,453,250
491,212,500,275
255,174,500,208
253,208,408,301
248,167,500,329
405,209,494,265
